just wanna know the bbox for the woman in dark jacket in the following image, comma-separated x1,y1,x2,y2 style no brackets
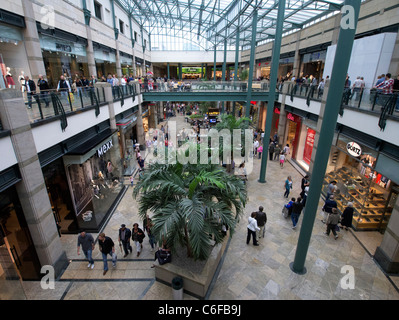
340,202,354,230
132,223,145,257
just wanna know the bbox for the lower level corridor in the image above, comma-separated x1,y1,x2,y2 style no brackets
13,113,399,301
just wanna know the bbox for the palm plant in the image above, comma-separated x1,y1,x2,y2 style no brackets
133,161,247,261
215,113,251,173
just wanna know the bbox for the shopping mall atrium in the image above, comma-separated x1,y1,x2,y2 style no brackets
0,0,399,304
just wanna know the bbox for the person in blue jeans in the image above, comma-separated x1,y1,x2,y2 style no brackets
77,230,95,269
291,197,304,230
284,176,293,198
98,232,117,275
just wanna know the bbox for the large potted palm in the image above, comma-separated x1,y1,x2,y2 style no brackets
133,160,247,261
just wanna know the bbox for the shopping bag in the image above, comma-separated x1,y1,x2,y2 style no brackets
282,206,289,218
320,210,327,222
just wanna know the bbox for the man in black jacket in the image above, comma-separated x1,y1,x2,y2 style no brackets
291,197,304,229
98,232,116,275
37,74,50,107
118,224,132,258
25,76,36,109
255,206,267,240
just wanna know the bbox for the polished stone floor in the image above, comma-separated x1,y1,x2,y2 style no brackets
17,113,399,301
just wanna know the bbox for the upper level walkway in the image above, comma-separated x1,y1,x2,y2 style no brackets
141,80,273,102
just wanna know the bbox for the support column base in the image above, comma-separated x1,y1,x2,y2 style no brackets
374,247,399,274
289,262,307,275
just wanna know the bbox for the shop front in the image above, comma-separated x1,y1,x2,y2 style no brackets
300,50,326,81
0,186,41,282
63,130,124,232
94,43,117,79
120,52,134,77
293,118,317,172
40,34,89,88
0,20,30,91
284,112,302,160
116,114,138,176
323,133,398,232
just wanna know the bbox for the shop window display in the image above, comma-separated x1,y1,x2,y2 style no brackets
323,144,398,232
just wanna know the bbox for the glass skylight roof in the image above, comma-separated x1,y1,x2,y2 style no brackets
118,0,354,50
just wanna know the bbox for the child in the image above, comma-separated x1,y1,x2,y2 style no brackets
257,145,263,159
130,175,134,187
279,152,285,168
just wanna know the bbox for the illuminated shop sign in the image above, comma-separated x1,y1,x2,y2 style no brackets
346,142,362,157
97,140,113,157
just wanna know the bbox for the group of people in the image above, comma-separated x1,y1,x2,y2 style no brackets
246,206,267,246
77,215,168,275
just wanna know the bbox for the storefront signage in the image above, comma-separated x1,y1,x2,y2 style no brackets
56,43,72,52
274,107,280,114
287,113,295,121
97,140,113,157
346,142,362,157
303,128,316,164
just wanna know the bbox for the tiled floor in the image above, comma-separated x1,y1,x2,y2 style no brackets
18,113,399,300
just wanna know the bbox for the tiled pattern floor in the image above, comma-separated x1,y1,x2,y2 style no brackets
18,113,399,300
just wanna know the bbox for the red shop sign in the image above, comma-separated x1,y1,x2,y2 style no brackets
287,113,295,121
274,107,280,114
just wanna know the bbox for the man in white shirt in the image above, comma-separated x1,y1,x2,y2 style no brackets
253,139,259,156
352,76,363,101
246,212,260,246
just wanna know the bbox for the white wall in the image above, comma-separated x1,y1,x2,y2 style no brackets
150,50,236,64
323,33,397,89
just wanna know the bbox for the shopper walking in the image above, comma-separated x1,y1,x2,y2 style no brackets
284,176,293,198
144,217,156,252
255,206,267,240
279,152,286,168
98,232,117,275
132,223,145,257
118,224,132,258
268,141,275,161
340,202,354,231
77,230,95,269
247,212,260,246
291,197,304,229
322,195,338,223
324,208,341,239
257,144,263,159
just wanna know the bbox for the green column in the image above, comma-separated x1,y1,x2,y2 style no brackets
258,0,285,183
245,9,257,118
290,0,361,274
167,63,170,80
233,25,240,116
214,44,217,81
222,38,227,81
178,63,182,80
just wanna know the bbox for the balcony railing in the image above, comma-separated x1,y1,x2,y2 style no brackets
137,80,271,93
24,83,138,124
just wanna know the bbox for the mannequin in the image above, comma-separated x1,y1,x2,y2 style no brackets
6,67,15,89
19,71,25,92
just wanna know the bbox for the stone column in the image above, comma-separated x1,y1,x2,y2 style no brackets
292,30,302,78
277,83,289,146
85,26,97,77
307,79,331,176
136,91,146,149
115,42,122,79
21,0,46,81
95,82,115,129
375,197,399,273
0,89,67,277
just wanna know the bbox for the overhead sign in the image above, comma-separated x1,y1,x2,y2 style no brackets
97,140,113,157
346,142,362,157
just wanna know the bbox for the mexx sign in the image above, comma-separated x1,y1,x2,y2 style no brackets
97,140,113,157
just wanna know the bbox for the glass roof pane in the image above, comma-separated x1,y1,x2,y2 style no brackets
117,0,358,51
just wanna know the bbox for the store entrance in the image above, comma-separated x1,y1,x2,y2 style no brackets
0,189,41,281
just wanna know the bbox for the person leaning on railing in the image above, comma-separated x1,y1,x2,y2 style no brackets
394,75,399,112
374,73,394,107
57,75,71,104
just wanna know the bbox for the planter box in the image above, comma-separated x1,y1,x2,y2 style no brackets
154,232,229,299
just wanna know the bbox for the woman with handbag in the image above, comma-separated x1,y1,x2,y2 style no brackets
132,223,145,257
324,208,341,240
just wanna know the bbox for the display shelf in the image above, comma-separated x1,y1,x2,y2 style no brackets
325,166,392,231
